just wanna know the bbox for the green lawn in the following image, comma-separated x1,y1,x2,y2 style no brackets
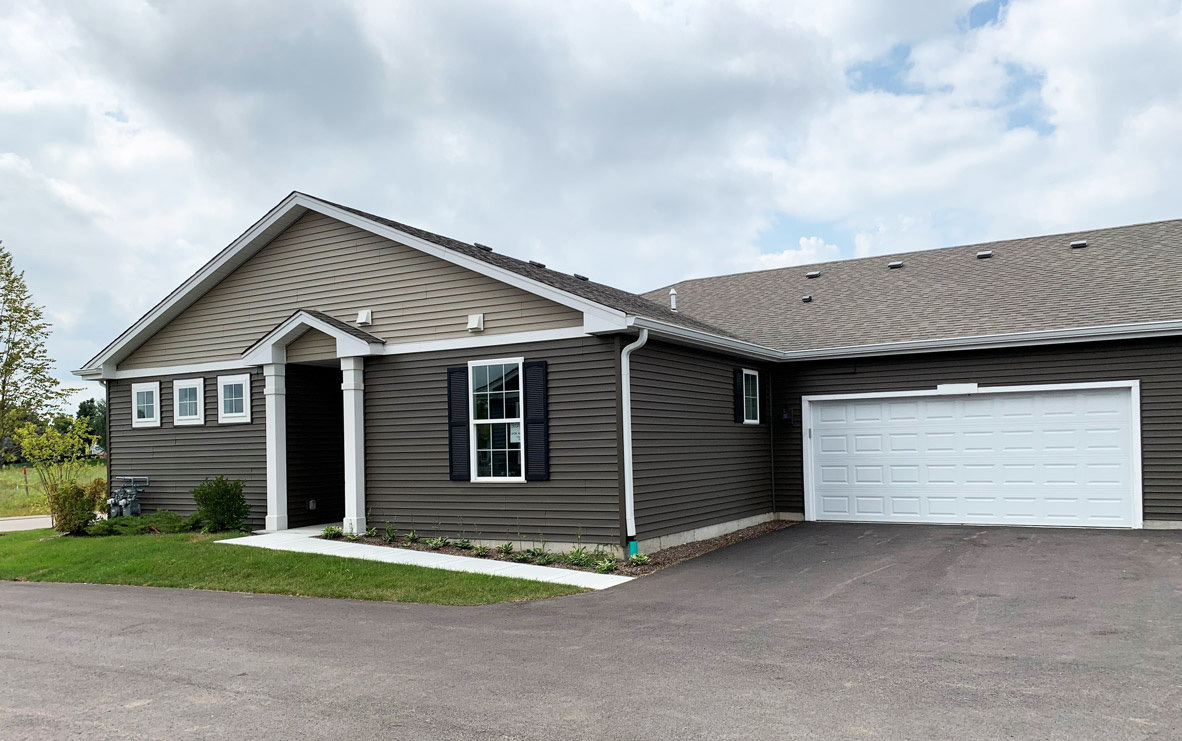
0,461,107,518
0,529,584,604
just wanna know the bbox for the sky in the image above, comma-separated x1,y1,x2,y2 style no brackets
1,0,1181,408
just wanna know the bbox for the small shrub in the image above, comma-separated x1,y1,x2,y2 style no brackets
511,551,534,563
191,476,250,533
383,522,396,543
471,544,490,557
593,556,618,574
628,552,652,567
534,553,555,566
364,526,377,538
403,529,420,544
344,531,359,542
496,542,514,556
526,546,548,559
321,525,344,539
424,536,451,550
85,510,195,537
564,546,591,567
454,538,472,550
47,480,105,534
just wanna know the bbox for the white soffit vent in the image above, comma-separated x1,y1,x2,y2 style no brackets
467,313,485,332
888,261,904,269
1071,239,1088,249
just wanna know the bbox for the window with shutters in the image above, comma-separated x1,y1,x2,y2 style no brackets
742,369,760,424
468,358,525,482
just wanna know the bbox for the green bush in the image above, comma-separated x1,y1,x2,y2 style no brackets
454,538,473,550
564,546,591,567
321,525,343,539
628,553,652,566
593,556,618,574
382,522,397,543
190,476,250,533
496,542,514,556
403,529,420,544
86,510,196,537
424,536,451,550
534,553,555,566
471,544,490,557
47,479,106,534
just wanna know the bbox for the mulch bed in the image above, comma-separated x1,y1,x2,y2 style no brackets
321,519,796,578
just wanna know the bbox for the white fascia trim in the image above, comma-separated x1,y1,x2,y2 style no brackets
800,379,1143,529
76,192,627,379
381,325,590,356
779,319,1182,362
241,310,381,365
110,360,258,380
626,316,782,361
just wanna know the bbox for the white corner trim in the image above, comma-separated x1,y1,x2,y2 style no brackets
171,378,205,426
800,380,1144,529
130,381,161,428
217,373,253,424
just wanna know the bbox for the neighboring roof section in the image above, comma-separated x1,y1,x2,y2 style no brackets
297,309,385,345
645,219,1182,352
318,196,735,339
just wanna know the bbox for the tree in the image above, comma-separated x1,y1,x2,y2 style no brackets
77,398,107,452
0,241,68,460
14,417,95,496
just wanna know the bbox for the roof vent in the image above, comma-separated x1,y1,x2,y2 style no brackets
474,243,494,252
888,261,904,270
528,260,546,268
1070,239,1087,249
976,250,993,259
806,270,820,279
573,273,589,281
669,288,678,312
802,295,813,303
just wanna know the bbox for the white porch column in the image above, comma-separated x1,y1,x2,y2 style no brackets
263,363,288,532
341,356,367,535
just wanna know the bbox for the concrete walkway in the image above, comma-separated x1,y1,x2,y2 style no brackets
218,525,633,590
0,515,52,532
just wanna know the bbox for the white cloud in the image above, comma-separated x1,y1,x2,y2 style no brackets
0,0,1180,407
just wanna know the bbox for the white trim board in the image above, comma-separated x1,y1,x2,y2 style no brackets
800,380,1144,530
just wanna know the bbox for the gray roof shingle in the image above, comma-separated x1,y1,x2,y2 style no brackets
643,219,1182,352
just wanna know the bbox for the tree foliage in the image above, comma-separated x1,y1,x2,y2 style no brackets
15,417,96,496
0,242,68,461
77,398,107,452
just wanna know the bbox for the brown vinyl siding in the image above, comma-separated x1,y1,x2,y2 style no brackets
286,328,337,364
771,337,1182,520
107,370,266,526
630,340,773,539
364,336,621,544
285,365,345,528
119,211,583,369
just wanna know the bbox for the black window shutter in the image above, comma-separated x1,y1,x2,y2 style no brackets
523,360,549,481
733,368,744,423
447,366,470,481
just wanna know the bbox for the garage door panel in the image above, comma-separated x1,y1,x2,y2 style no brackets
810,387,1136,528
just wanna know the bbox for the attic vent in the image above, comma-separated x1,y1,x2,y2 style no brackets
802,295,813,303
528,260,546,268
474,243,494,252
806,270,821,279
976,250,993,259
1070,240,1087,249
888,261,904,269
573,274,589,281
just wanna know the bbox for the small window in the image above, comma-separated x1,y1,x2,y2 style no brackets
742,369,760,424
469,358,524,482
131,382,160,428
173,378,204,426
217,374,252,424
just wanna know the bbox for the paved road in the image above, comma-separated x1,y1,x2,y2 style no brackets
3,523,1180,740
0,515,52,533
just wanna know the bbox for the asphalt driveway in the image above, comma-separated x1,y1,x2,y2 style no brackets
3,523,1180,740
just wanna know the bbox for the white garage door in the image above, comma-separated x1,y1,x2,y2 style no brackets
806,384,1140,528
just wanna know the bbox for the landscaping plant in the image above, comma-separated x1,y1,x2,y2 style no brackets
564,546,591,567
628,553,652,567
403,529,420,544
496,542,514,555
86,510,195,536
191,476,250,532
454,538,472,550
45,479,105,534
320,525,344,539
424,536,451,550
382,521,396,543
364,526,377,538
593,556,618,574
471,544,490,558
14,418,95,500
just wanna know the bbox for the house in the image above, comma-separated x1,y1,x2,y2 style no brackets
75,194,1182,555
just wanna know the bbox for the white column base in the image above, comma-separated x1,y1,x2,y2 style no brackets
265,514,289,532
342,516,366,535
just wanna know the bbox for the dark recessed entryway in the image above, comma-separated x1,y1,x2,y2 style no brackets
285,364,345,528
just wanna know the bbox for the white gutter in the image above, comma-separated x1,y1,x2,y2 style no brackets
620,328,649,556
626,316,782,361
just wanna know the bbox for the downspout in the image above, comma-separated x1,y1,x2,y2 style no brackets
620,328,649,557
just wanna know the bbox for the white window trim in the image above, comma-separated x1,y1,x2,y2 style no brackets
217,374,252,424
742,368,760,424
172,378,205,426
467,357,526,483
131,381,161,429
